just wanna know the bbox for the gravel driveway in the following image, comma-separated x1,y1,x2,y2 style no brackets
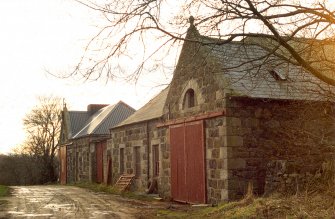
0,185,163,218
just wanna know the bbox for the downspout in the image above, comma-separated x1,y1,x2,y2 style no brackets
75,143,77,183
88,138,91,182
146,121,150,186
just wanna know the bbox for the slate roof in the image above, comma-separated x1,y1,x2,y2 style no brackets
115,87,169,128
197,33,335,101
72,101,135,138
68,111,89,138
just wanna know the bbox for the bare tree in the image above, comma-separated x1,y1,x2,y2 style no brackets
67,0,335,85
22,97,62,183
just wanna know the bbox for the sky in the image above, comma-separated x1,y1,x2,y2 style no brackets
1,0,334,154
0,0,169,154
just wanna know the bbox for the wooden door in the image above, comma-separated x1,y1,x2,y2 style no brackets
170,124,187,202
185,121,206,203
170,120,206,203
59,146,67,184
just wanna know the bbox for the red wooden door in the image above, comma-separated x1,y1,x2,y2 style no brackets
170,124,187,202
96,142,104,183
170,121,206,203
59,146,67,184
185,121,206,203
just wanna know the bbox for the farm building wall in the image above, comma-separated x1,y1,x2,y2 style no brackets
64,22,335,205
66,136,108,183
224,98,335,198
108,120,170,197
154,23,335,203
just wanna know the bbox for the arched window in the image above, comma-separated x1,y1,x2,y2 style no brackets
183,89,196,109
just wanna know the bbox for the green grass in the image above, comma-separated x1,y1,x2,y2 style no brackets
156,192,335,218
69,182,335,218
155,201,248,219
70,183,290,218
0,185,9,209
0,185,9,197
155,198,287,218
70,182,157,202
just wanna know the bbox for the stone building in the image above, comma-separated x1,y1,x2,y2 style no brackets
59,101,135,184
108,87,170,194
108,20,335,204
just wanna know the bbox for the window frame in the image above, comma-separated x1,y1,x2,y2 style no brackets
183,89,196,109
152,145,160,177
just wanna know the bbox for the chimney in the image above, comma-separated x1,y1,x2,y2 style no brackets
87,104,108,115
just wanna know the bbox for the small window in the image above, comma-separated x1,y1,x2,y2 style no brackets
134,147,141,177
183,89,196,109
120,148,125,174
152,145,159,177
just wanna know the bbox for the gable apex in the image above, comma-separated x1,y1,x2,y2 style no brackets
185,16,200,40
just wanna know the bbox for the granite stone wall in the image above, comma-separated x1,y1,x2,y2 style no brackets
66,137,90,183
225,97,335,199
109,120,169,197
205,116,228,203
164,83,334,203
66,145,76,183
106,95,333,204
66,137,107,183
156,127,170,199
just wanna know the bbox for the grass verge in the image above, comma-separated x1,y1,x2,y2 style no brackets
70,182,335,218
0,185,9,197
157,192,335,218
0,185,9,210
70,182,157,202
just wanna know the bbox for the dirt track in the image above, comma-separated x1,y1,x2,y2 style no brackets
0,185,164,218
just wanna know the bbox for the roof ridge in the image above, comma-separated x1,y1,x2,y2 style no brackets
114,86,169,128
68,110,87,113
73,104,112,138
187,20,324,45
116,100,136,111
144,86,169,105
90,102,120,134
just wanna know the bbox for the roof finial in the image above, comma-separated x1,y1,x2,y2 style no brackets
63,98,67,109
189,16,195,26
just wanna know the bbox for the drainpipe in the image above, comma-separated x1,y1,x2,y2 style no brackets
146,121,150,186
75,143,77,183
88,138,91,182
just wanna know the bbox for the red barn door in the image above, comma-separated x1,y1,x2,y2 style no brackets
170,120,206,203
170,124,187,202
59,146,67,184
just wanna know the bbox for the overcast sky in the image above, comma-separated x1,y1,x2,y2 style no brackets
1,0,334,154
0,0,169,154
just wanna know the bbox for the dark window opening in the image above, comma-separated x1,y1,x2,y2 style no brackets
152,145,159,177
269,70,287,81
120,148,124,174
134,147,141,177
183,89,196,109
